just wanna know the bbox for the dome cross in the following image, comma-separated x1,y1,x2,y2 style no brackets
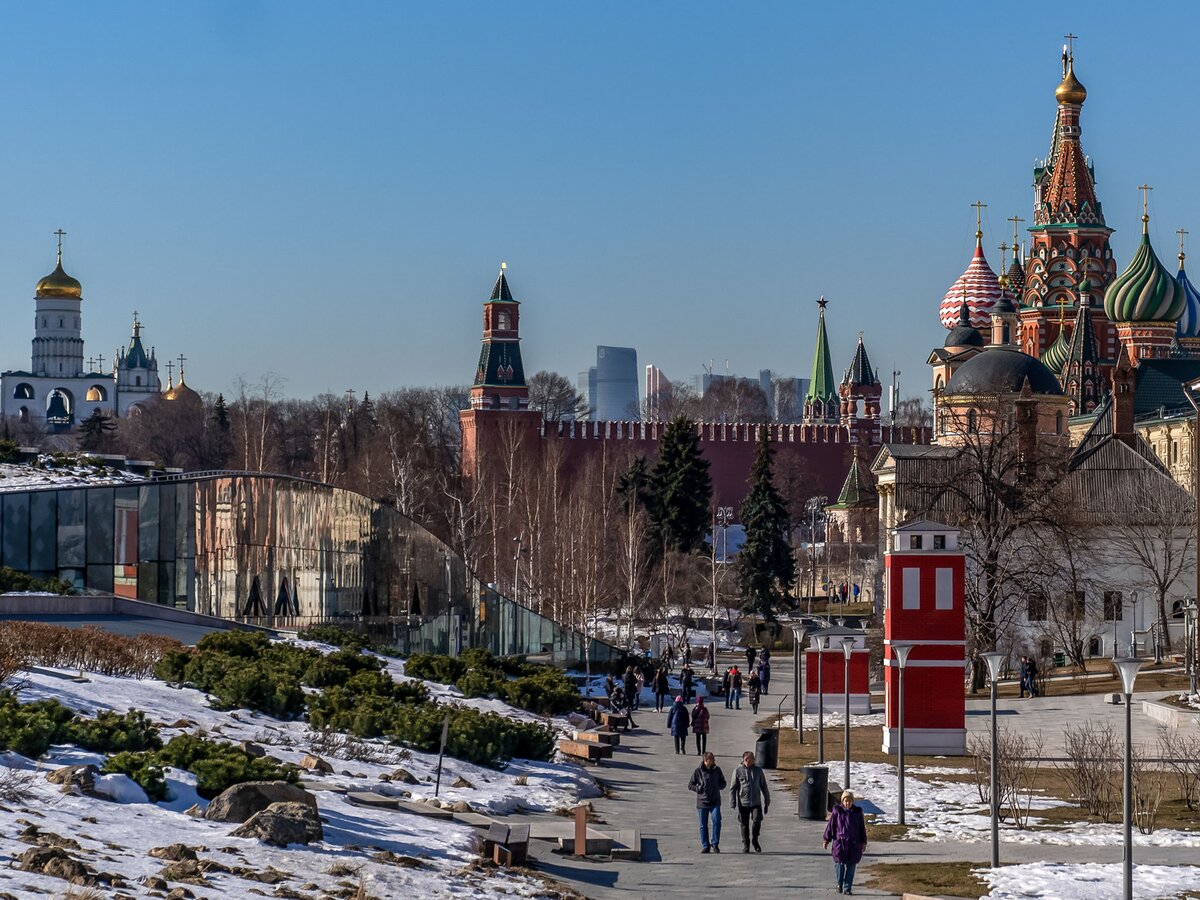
971,200,987,240
1138,184,1153,226
53,228,66,263
1178,228,1188,266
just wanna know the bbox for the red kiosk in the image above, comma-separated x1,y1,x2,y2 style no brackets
805,625,871,714
882,520,966,756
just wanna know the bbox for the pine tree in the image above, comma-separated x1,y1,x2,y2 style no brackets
206,394,233,468
736,430,795,622
77,408,117,452
648,417,712,555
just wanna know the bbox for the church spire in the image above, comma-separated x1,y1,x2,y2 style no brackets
805,297,836,404
468,262,529,411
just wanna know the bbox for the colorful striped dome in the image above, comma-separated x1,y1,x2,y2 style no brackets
1041,324,1071,374
1103,220,1185,323
940,235,1002,329
1176,260,1200,338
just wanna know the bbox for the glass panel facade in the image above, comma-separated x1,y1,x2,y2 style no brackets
0,474,622,666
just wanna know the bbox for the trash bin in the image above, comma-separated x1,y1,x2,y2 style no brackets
797,765,829,820
754,728,779,769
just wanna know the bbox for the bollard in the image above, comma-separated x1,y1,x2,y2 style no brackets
574,803,588,857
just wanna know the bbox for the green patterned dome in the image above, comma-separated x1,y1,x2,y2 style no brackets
1041,324,1071,374
1104,219,1185,323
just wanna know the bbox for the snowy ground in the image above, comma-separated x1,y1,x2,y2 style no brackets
981,862,1200,899
0,457,146,491
0,645,601,897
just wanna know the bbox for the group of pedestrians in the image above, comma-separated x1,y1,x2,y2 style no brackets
1018,654,1040,698
686,749,770,854
667,693,710,755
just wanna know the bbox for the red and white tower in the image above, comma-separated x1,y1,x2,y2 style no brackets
882,521,966,756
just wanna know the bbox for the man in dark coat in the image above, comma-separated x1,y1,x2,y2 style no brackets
721,667,732,709
730,666,743,710
1025,655,1040,698
653,666,670,712
729,750,770,852
688,751,727,853
681,663,695,704
1018,655,1030,699
823,789,868,894
623,666,639,710
667,695,690,754
746,646,757,671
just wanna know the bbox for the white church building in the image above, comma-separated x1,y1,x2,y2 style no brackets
0,233,182,430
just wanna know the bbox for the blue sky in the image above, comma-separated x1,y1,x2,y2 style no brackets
1,2,1197,403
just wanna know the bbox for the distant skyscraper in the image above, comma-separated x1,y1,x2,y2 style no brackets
645,364,670,420
585,346,638,419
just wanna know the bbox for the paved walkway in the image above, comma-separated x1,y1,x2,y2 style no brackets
527,666,900,899
529,655,1199,899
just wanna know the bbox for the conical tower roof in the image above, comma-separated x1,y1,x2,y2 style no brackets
489,263,516,302
827,452,876,509
805,298,837,402
1065,285,1101,368
842,333,877,386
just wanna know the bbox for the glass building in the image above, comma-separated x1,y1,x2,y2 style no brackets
0,472,620,667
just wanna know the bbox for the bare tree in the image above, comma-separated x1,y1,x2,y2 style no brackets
893,397,933,429
527,370,589,422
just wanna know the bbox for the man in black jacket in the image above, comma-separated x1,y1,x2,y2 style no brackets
688,751,727,853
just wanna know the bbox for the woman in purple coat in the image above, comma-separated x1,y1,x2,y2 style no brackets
822,790,868,894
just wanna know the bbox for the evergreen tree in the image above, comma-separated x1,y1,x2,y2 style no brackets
206,394,233,468
77,408,117,452
648,417,712,555
736,430,795,622
618,455,651,511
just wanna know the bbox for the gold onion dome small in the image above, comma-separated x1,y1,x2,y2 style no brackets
35,260,82,299
1056,59,1087,105
162,375,200,404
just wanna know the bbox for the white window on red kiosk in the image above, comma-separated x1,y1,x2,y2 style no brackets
902,568,920,609
935,568,954,609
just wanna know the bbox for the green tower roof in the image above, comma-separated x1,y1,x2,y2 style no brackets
805,297,837,402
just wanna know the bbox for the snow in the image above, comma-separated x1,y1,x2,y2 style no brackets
981,862,1200,899
0,457,146,492
0,645,604,897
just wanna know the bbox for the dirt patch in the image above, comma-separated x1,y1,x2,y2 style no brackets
862,860,987,898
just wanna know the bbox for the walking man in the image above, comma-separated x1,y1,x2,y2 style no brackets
746,646,757,672
1018,655,1029,699
747,669,761,715
688,751,726,853
729,750,770,853
681,663,695,704
722,667,732,709
623,666,639,711
731,666,743,710
1025,654,1040,698
654,665,670,712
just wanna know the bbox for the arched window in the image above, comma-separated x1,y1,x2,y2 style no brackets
1055,411,1063,434
497,311,510,331
86,385,108,402
13,383,34,400
967,409,978,433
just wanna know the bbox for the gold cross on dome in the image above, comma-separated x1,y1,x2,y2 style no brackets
998,242,1009,270
1138,184,1153,218
1178,228,1188,261
1064,33,1078,58
1008,215,1024,247
53,228,66,262
971,200,987,238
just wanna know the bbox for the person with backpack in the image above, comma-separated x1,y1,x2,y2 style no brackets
747,669,761,714
667,695,690,754
729,750,770,853
823,790,869,894
691,696,711,755
730,666,743,710
653,665,670,712
688,751,726,853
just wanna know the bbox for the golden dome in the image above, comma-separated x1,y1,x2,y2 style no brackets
36,260,82,299
1055,59,1087,105
162,375,201,404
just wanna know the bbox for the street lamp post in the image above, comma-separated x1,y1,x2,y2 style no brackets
713,506,733,673
1184,602,1198,696
893,643,915,826
841,636,855,790
811,634,825,763
806,496,826,614
981,651,1005,869
1114,657,1144,900
790,624,809,740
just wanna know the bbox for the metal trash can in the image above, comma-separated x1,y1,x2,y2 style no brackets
754,728,779,769
797,765,829,820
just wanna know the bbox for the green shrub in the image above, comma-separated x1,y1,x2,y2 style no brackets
387,703,555,768
0,692,75,758
455,667,502,698
403,653,466,684
207,660,305,718
106,734,296,801
63,710,162,754
195,630,271,658
104,751,168,801
154,648,193,683
302,655,350,688
499,669,580,716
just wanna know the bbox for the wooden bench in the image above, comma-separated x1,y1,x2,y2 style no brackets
599,711,630,731
558,738,614,765
574,729,620,747
483,822,530,866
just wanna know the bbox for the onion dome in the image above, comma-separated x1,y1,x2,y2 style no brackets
1055,57,1087,105
940,232,1003,329
944,301,984,350
1103,216,1185,323
945,346,1063,396
1176,246,1200,339
36,249,82,299
1041,324,1071,374
162,371,201,405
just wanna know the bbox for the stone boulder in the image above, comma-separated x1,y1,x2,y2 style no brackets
238,741,267,758
298,754,333,774
45,764,98,794
390,767,419,785
230,801,323,847
202,781,317,824
19,846,89,883
149,844,198,862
